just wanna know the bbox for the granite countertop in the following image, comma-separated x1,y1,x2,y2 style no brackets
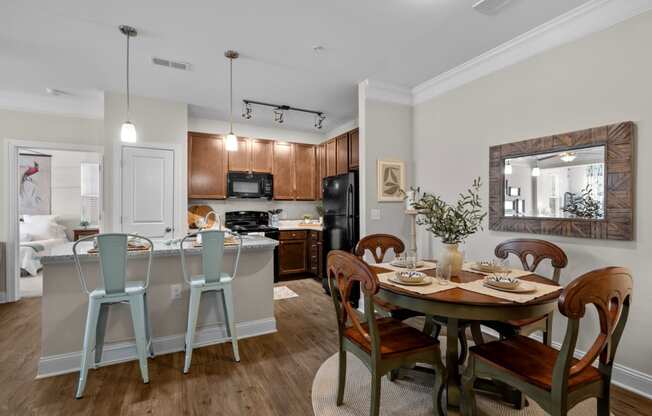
41,235,278,265
277,220,323,231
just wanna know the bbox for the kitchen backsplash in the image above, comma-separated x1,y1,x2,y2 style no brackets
189,199,321,222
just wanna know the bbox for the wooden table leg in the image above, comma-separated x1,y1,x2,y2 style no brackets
446,318,461,408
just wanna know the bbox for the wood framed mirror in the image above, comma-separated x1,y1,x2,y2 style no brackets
489,122,634,240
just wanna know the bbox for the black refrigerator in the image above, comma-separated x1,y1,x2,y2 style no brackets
322,172,360,305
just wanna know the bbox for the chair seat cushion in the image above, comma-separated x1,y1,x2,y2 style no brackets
90,281,146,298
191,273,232,287
344,317,439,357
470,335,602,391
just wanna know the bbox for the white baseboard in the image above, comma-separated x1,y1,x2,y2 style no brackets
36,317,277,379
479,328,652,400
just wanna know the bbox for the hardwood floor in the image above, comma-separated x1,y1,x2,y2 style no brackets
1,278,650,415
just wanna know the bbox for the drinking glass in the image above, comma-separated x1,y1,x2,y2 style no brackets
435,263,452,285
405,250,418,270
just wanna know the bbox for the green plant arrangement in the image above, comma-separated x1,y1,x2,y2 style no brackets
315,202,325,218
412,177,487,244
80,220,90,229
562,185,602,219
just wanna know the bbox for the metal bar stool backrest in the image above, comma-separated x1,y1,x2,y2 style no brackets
73,233,154,295
180,230,243,284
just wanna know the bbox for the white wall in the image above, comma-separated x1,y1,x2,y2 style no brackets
360,98,413,244
413,10,652,385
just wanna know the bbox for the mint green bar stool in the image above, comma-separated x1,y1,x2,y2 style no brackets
179,230,242,373
73,233,154,398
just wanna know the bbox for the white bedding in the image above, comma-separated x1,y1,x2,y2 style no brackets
20,239,67,277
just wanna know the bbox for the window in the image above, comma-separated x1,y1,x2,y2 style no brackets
80,162,100,225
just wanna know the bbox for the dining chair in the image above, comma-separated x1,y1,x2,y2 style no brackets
328,250,446,416
73,233,154,399
486,238,568,345
179,229,242,373
461,266,633,416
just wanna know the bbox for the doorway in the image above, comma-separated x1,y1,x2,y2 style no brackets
5,140,103,302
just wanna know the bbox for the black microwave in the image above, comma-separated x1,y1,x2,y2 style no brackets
227,172,273,199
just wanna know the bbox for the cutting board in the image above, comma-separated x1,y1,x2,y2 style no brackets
188,205,216,229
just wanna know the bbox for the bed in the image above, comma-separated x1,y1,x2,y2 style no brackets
19,215,68,277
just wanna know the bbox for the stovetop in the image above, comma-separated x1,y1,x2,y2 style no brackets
225,211,278,233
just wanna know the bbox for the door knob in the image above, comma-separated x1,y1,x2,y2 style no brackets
165,227,173,233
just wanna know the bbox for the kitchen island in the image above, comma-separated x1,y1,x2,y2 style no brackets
37,235,278,378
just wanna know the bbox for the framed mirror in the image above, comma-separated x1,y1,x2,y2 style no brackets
489,122,634,240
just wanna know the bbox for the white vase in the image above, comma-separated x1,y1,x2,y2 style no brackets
439,243,464,277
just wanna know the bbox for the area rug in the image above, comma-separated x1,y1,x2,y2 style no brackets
312,352,609,416
274,285,299,300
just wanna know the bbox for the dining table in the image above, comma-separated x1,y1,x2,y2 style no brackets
370,263,562,410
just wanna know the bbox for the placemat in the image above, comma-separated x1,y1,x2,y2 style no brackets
376,261,437,273
458,278,561,304
462,262,533,279
377,272,457,295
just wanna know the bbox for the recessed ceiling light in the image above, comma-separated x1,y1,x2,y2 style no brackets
312,45,325,53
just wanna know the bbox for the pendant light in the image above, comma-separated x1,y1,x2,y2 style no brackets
531,159,541,177
504,159,512,175
224,50,239,152
119,25,138,143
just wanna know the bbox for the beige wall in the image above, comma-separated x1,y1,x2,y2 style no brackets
413,11,652,379
362,99,413,244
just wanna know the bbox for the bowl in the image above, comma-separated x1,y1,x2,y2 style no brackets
485,275,520,290
396,271,427,284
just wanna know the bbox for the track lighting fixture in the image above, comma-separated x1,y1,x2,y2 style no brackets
242,99,325,130
242,101,253,119
273,108,285,124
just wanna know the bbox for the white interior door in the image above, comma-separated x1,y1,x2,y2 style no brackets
121,146,174,238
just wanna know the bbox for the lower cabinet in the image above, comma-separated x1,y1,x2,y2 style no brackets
278,230,323,279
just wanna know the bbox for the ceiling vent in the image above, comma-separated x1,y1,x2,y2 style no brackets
473,0,512,15
152,57,192,71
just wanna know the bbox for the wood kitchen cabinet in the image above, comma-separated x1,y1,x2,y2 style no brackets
336,134,349,175
227,137,251,172
316,144,326,200
273,141,295,200
348,128,359,170
188,132,227,199
326,139,337,177
278,230,308,276
308,230,323,278
251,139,273,173
294,143,316,200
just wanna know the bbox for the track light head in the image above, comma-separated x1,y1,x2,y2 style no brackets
314,113,326,129
242,101,253,119
273,108,285,124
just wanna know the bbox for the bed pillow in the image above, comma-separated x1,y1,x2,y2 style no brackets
20,216,67,240
22,214,60,224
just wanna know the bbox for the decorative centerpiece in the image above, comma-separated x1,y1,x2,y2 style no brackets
412,177,487,276
79,220,90,230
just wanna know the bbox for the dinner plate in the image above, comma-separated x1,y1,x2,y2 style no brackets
388,275,433,286
470,262,510,274
390,259,425,268
483,281,536,293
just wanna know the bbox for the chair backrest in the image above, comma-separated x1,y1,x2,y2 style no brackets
354,234,405,264
327,250,382,356
494,238,568,283
73,233,154,295
552,267,633,390
179,230,242,284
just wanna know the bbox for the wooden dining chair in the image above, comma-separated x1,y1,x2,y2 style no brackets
486,238,568,345
354,234,419,320
328,250,446,416
461,266,633,416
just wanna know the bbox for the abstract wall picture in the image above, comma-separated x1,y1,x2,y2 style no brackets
377,159,405,202
19,153,52,215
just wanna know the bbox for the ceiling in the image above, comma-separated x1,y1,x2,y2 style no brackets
0,0,592,132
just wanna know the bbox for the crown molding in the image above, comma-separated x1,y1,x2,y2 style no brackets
363,79,412,106
412,0,652,105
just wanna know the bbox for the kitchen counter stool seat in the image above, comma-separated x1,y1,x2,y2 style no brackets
73,233,154,399
179,230,242,374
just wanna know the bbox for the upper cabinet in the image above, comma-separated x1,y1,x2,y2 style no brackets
335,134,349,175
228,137,251,172
273,141,295,200
316,144,326,200
188,132,227,199
326,139,337,177
348,128,359,170
251,139,273,173
294,144,316,200
227,137,273,173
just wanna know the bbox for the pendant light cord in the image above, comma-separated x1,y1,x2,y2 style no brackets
229,56,233,133
126,32,131,120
